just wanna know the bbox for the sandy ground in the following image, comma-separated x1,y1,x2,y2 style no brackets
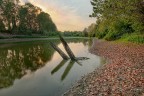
63,39,144,96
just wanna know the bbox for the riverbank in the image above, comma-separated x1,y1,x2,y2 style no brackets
0,37,88,44
63,39,144,96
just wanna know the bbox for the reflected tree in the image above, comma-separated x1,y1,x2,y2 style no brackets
61,61,75,81
51,60,79,81
51,60,68,74
50,39,90,81
0,42,56,89
0,39,90,88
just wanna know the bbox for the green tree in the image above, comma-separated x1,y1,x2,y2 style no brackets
18,3,42,34
90,0,144,40
0,20,5,32
1,0,19,32
87,23,96,37
18,6,29,32
0,1,57,35
37,12,57,34
83,28,88,37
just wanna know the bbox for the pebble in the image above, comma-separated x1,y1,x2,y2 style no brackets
63,40,144,96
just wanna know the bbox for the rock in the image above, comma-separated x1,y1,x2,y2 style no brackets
63,39,144,96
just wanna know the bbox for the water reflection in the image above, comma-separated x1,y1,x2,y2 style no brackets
0,39,89,89
61,61,75,81
51,60,67,75
0,38,104,96
0,43,55,89
51,60,79,81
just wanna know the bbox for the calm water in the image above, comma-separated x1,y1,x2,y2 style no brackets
0,39,104,96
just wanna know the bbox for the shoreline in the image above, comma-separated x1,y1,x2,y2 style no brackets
63,39,144,96
0,37,88,44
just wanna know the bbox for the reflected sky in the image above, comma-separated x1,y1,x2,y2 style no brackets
0,39,104,96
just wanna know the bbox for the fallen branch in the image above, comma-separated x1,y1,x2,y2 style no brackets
50,42,69,60
50,33,89,61
58,34,76,60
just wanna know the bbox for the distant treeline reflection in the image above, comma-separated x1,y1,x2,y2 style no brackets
0,39,91,89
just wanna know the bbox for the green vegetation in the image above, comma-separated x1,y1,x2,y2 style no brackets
83,23,96,37
0,42,56,88
118,34,144,43
62,31,84,37
0,39,89,88
0,0,86,38
0,31,85,39
89,0,144,43
0,0,57,35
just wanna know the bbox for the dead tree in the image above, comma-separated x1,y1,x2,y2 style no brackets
50,33,89,61
58,34,76,60
50,42,69,60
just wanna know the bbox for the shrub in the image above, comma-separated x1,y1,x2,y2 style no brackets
127,35,144,43
96,29,108,39
119,33,144,43
104,31,118,41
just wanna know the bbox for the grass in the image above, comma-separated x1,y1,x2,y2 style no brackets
117,33,144,44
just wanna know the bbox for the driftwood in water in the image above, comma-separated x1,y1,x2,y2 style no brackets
75,57,89,60
58,34,76,60
50,42,69,60
50,33,89,61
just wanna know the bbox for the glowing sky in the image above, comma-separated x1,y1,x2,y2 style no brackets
21,0,95,31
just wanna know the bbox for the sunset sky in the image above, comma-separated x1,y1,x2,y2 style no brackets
21,0,95,31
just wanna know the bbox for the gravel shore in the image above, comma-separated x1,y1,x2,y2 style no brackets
63,39,144,96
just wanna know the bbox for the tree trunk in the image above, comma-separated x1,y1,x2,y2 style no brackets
12,16,17,32
50,42,69,60
50,33,89,61
58,34,76,60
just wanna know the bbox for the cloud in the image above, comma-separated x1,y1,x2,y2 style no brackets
21,0,95,31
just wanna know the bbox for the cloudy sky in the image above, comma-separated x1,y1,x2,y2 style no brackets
21,0,95,31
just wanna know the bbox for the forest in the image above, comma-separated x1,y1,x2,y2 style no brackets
0,0,144,43
88,0,144,43
0,0,57,35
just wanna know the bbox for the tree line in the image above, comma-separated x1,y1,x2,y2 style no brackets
62,31,84,37
88,0,144,42
0,0,57,35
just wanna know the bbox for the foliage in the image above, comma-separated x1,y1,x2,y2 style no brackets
0,20,5,31
37,12,57,34
0,42,56,88
95,19,108,39
62,31,84,37
104,31,118,41
95,30,106,39
83,23,97,37
83,28,88,37
119,34,144,43
90,0,144,42
127,35,144,43
87,23,96,37
0,0,57,35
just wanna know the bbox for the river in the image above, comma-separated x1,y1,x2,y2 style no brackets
0,38,105,96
